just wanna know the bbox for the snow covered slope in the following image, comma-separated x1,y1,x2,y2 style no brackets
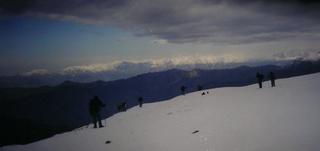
2,73,320,151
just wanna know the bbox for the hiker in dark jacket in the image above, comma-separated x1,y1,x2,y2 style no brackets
89,96,105,128
138,97,143,108
269,72,276,87
117,102,127,112
256,72,264,88
180,86,186,95
122,102,127,111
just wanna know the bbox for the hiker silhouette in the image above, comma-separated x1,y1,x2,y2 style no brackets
88,96,105,128
117,102,127,112
180,86,186,95
138,97,143,108
269,72,276,87
256,72,264,88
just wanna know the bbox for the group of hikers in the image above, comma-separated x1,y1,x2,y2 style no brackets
88,96,144,128
89,71,276,128
256,72,276,88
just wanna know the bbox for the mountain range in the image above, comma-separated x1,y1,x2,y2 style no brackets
0,60,291,88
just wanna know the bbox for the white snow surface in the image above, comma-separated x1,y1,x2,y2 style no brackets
2,73,320,151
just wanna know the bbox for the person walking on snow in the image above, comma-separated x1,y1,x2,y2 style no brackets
256,72,264,88
269,72,276,87
89,96,105,128
138,97,143,108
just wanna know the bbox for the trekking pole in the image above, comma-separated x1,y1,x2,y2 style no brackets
104,106,109,127
86,117,90,129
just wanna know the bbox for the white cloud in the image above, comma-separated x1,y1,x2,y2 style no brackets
57,54,249,75
150,54,245,67
23,69,50,76
20,50,320,77
61,63,118,75
273,49,320,61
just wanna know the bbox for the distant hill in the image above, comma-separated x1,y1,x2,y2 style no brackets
0,59,320,146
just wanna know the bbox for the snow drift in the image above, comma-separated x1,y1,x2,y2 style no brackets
2,73,320,151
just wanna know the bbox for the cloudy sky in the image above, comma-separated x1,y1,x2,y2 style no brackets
1,0,320,75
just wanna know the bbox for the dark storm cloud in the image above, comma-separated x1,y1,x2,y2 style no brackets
0,0,129,15
1,0,320,44
0,0,32,14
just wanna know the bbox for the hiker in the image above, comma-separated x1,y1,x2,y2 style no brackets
122,102,127,111
256,72,264,88
202,92,206,95
138,97,143,108
117,104,121,112
269,72,276,87
89,96,105,128
117,102,127,112
180,86,186,95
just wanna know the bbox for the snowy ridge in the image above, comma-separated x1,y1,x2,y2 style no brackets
2,73,320,151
